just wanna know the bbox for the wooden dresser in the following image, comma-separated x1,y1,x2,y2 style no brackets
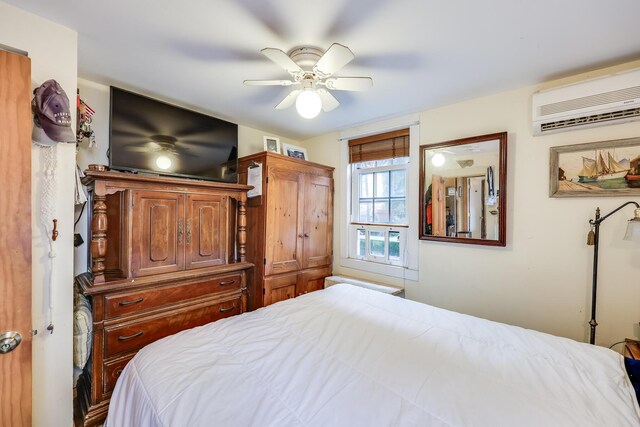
238,152,334,309
75,169,253,426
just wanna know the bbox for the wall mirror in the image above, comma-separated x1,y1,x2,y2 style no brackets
419,132,507,246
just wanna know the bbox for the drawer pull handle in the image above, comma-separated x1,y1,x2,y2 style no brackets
219,280,236,286
219,305,236,313
118,331,143,341
118,297,144,306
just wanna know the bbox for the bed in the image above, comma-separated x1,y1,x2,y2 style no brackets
107,284,640,426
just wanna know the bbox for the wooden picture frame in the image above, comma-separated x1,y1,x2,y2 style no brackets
550,137,640,197
263,136,281,153
282,143,308,161
419,132,508,247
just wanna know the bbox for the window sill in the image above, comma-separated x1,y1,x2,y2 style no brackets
339,257,418,281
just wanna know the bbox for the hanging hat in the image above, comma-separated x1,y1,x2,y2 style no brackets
32,79,75,143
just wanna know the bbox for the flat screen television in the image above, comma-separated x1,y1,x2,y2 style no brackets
109,87,238,183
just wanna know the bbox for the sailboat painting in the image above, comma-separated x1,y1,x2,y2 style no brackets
550,137,640,197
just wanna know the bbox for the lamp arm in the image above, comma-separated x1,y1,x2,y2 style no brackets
590,201,640,226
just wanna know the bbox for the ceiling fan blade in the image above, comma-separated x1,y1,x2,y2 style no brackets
317,89,340,112
275,89,301,110
243,79,296,86
124,146,150,152
324,77,372,91
260,48,303,75
313,43,354,76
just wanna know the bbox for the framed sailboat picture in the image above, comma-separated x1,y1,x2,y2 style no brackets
550,137,640,197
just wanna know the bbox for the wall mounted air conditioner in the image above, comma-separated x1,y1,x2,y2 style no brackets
532,68,640,136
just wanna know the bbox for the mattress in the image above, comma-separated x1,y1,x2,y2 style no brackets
107,284,640,426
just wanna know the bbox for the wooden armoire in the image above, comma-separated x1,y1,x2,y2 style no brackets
238,152,334,309
76,167,253,426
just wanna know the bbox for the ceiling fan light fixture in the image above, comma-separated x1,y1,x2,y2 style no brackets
431,153,445,167
155,154,172,170
296,89,322,119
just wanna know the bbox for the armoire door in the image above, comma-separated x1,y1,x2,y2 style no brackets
302,175,333,269
185,194,227,269
264,167,304,276
131,191,184,277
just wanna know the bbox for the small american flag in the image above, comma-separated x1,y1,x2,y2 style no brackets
80,99,95,117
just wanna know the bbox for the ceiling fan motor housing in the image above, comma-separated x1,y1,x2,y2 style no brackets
287,46,324,70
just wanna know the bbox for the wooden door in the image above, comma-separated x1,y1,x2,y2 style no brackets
264,167,304,276
185,194,227,269
263,273,297,306
431,175,446,236
302,175,333,269
131,191,184,277
297,266,332,297
0,49,32,426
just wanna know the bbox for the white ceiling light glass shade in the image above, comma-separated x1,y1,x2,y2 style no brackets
296,90,322,119
155,155,172,170
623,208,640,241
431,153,445,167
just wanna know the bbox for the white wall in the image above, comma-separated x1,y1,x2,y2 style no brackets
0,2,77,426
302,60,640,348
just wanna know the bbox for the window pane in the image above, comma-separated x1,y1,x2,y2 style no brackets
359,200,373,222
369,231,385,256
392,157,410,165
390,199,406,224
389,231,400,260
375,159,393,167
374,172,389,197
373,200,389,223
390,170,406,197
357,229,366,257
359,173,373,198
354,161,377,170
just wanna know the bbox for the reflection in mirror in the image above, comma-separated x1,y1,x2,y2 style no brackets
419,132,507,246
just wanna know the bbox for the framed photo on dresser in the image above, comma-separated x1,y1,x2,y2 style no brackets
282,143,308,160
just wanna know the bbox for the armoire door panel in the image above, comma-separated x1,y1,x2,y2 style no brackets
302,175,333,269
265,168,304,276
186,194,227,269
298,266,332,296
131,191,184,277
264,273,298,306
149,204,170,261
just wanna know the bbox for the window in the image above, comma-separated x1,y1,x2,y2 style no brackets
347,129,410,267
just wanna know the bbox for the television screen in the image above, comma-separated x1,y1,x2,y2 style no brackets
109,87,238,182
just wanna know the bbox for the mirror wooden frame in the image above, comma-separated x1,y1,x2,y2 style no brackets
419,132,508,246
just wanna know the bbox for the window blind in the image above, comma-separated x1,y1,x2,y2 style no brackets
348,128,410,163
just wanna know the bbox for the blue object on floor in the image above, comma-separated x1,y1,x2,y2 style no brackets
624,357,640,405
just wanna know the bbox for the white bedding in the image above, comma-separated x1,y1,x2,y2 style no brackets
107,284,640,427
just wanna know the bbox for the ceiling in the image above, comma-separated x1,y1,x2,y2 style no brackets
8,0,640,140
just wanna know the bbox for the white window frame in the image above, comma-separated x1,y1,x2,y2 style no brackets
348,160,408,267
338,115,420,281
350,161,409,226
348,224,407,267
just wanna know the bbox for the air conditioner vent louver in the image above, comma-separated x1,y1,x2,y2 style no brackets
540,107,640,132
540,86,640,116
532,68,640,136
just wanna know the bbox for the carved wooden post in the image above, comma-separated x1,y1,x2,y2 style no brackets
91,192,108,284
237,195,247,262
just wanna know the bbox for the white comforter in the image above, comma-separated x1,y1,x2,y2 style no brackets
107,284,640,427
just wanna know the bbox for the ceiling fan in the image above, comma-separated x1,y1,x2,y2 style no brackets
244,43,373,119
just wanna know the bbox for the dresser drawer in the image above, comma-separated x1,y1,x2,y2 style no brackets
103,354,135,395
104,274,242,319
104,296,242,358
